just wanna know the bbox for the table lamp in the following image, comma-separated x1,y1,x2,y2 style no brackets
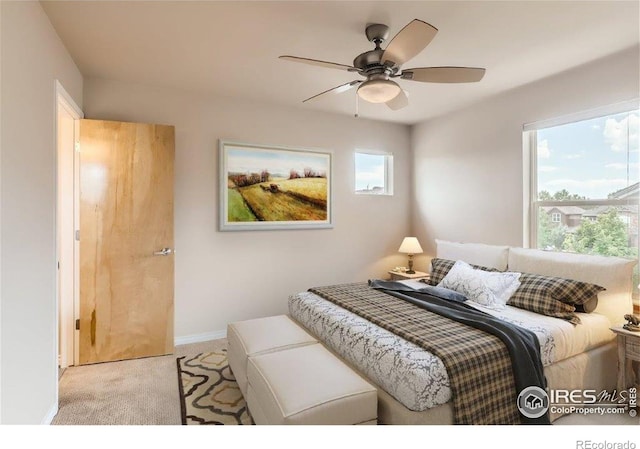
398,237,423,274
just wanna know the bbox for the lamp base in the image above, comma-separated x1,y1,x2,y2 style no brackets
407,254,415,274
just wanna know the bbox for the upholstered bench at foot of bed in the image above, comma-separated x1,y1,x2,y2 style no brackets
247,343,378,425
227,314,318,397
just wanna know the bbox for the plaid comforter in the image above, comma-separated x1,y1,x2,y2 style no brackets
309,282,524,425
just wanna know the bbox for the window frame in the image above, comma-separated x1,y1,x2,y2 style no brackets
354,150,394,196
526,103,639,251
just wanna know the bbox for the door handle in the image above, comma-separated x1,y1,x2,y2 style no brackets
153,247,174,256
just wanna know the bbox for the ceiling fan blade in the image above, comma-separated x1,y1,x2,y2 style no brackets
386,89,408,111
279,55,359,72
302,81,362,103
401,67,486,83
381,19,438,67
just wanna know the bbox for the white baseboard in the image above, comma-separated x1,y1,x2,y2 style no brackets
175,329,227,346
42,403,58,425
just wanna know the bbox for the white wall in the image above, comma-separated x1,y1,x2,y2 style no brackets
0,1,83,424
83,78,412,341
411,46,640,266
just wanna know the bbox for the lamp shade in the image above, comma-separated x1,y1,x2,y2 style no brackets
398,237,423,254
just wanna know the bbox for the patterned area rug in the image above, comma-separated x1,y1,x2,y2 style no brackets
177,349,254,425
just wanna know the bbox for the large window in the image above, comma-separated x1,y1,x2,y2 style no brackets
527,103,639,299
354,151,393,195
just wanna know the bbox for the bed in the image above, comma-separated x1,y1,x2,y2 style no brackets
287,242,637,424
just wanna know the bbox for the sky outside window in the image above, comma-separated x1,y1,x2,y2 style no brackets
537,110,639,199
355,152,387,192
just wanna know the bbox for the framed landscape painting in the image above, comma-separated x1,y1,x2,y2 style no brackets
219,140,333,231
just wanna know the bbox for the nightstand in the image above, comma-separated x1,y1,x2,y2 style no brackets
388,270,430,281
610,326,640,391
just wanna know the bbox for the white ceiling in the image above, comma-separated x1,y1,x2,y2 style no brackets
42,1,639,125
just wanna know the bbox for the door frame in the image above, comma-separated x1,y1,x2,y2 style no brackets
55,80,83,374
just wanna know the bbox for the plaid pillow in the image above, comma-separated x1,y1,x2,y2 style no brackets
429,258,498,286
507,273,605,324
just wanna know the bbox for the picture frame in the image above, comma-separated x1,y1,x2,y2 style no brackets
219,140,333,231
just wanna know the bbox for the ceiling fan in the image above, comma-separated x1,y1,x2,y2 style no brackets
280,19,486,110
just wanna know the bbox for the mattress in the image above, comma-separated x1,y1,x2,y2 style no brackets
288,283,615,412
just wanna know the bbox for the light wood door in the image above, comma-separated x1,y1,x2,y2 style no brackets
79,119,175,364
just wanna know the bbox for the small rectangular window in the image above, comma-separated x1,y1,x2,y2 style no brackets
354,151,393,195
551,212,561,223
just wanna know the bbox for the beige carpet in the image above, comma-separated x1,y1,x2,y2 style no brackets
53,340,223,425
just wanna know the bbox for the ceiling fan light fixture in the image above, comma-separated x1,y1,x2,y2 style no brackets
357,79,401,103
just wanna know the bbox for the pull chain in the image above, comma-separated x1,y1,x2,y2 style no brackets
354,93,359,118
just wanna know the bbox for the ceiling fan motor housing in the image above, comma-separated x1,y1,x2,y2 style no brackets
354,49,399,77
353,49,384,71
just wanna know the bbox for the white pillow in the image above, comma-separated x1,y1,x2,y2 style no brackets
437,260,521,309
